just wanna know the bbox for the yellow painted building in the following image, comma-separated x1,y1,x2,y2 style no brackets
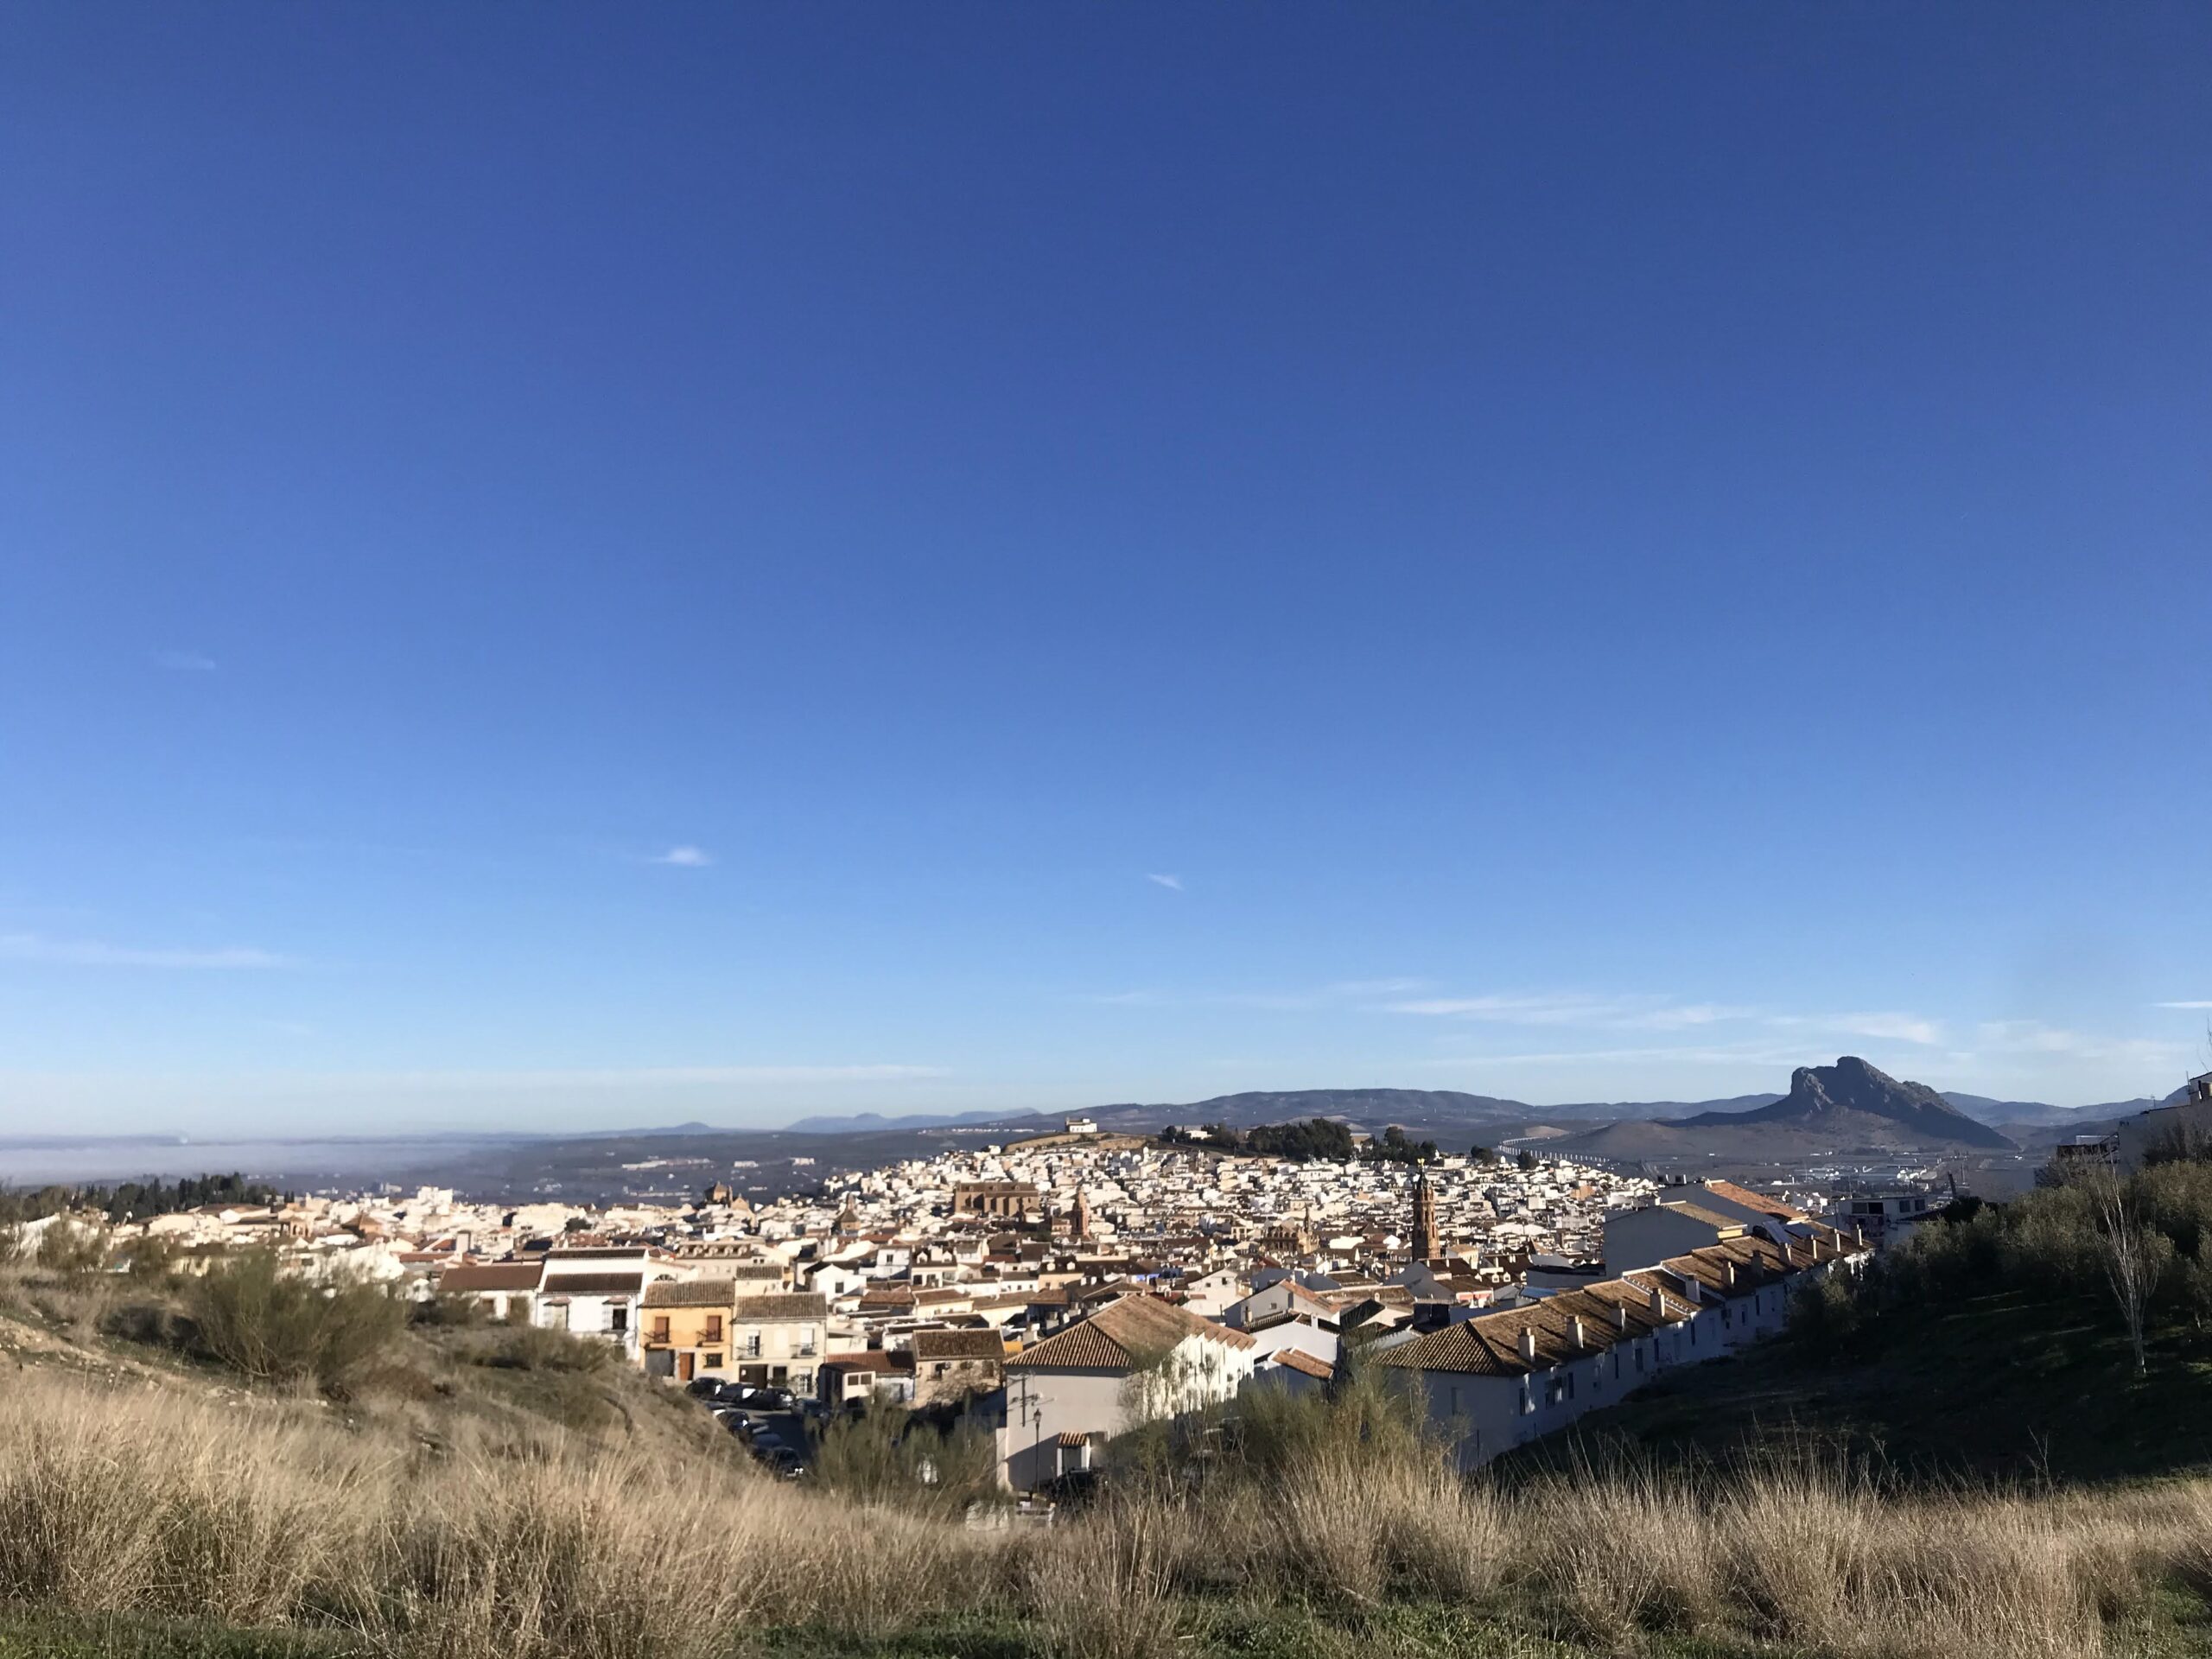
640,1278,738,1382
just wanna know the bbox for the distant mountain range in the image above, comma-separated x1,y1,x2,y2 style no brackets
784,1073,2162,1144
1941,1092,2165,1128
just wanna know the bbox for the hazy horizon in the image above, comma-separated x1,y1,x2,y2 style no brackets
0,1058,2183,1145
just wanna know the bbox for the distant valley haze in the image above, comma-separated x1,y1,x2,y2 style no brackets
2,1058,2184,1194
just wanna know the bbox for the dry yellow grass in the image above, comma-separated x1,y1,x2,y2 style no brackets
3,1368,2209,1658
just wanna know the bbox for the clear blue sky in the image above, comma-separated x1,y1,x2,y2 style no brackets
3,3,2209,1135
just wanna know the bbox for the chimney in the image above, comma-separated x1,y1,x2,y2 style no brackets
1570,1317,1586,1351
1613,1303,1629,1332
1725,1262,1737,1287
1647,1283,1663,1316
1517,1326,1536,1363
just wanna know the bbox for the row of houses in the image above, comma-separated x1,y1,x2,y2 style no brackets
429,1177,1872,1490
1375,1221,1866,1469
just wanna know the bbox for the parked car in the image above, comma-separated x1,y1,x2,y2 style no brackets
685,1378,721,1399
758,1446,804,1478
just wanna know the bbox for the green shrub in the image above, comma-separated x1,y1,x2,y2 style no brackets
185,1253,402,1395
810,1403,999,1516
35,1218,111,1278
479,1322,613,1373
1788,1272,1861,1356
410,1288,489,1328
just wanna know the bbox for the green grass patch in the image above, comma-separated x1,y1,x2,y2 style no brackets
757,1598,1783,1659
0,1610,362,1659
1507,1287,2212,1484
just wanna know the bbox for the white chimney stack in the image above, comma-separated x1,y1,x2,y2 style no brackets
1517,1326,1537,1363
1570,1316,1586,1351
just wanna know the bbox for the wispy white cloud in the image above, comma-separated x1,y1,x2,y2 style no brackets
2156,1001,2212,1011
1385,993,1615,1024
324,1064,947,1091
1145,873,1184,892
1382,992,1753,1031
1326,977,1430,998
651,846,714,868
153,650,217,672
1404,1040,1808,1071
1381,990,1977,1055
1625,1002,1758,1031
1771,1010,1945,1046
1078,977,1428,1013
1973,1020,2188,1066
0,932,291,970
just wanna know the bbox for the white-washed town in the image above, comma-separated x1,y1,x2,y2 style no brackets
67,1120,1877,1493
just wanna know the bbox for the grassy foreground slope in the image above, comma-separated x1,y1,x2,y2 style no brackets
1510,1285,2212,1485
10,1355,2212,1659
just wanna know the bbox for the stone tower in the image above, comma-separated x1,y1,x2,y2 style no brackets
1071,1187,1092,1241
1408,1168,1438,1262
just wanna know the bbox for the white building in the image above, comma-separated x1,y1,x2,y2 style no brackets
992,1294,1257,1490
1379,1227,1866,1470
535,1249,664,1359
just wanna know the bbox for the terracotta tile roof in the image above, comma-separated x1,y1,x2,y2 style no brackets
1701,1179,1807,1223
1662,1201,1752,1231
439,1262,543,1293
1268,1347,1335,1380
733,1292,827,1322
642,1278,740,1308
822,1349,910,1374
1373,1319,1520,1376
1381,1260,1738,1378
539,1272,643,1297
1007,1294,1255,1373
910,1329,1009,1363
